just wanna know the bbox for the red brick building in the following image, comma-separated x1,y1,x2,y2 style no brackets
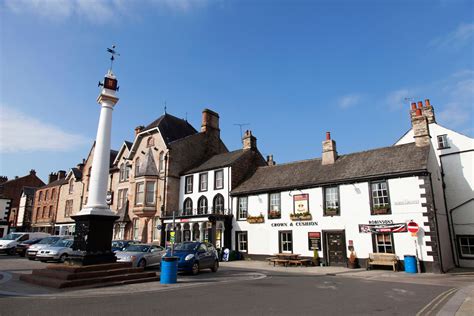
0,170,45,232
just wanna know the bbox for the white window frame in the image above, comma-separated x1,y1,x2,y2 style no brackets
199,173,208,192
371,181,390,210
237,196,248,220
458,235,474,259
214,170,224,190
237,231,248,253
374,233,394,253
198,196,208,215
185,175,193,194
133,219,139,241
437,134,449,149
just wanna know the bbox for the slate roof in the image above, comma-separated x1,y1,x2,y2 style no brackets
231,143,430,195
185,150,248,174
144,113,197,145
124,141,133,150
136,148,159,177
116,201,130,222
40,178,68,189
110,150,118,167
71,168,83,180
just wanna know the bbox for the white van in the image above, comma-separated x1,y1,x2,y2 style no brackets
0,232,51,255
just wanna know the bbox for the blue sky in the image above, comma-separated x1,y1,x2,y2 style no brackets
0,0,473,183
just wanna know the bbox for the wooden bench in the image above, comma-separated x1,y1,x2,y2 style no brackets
287,259,312,267
367,253,398,272
266,257,277,265
271,259,289,267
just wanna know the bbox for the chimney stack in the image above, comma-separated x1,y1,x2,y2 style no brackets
322,132,338,165
29,169,36,176
134,126,144,136
201,109,220,135
422,99,436,123
243,130,257,150
266,155,276,166
58,170,66,179
48,172,58,184
412,107,431,147
0,176,8,184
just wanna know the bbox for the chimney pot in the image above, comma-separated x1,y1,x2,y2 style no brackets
411,102,417,110
425,99,431,107
266,155,276,166
415,108,422,116
134,126,144,136
417,101,423,109
243,130,257,150
326,132,331,140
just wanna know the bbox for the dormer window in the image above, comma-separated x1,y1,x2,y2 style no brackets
135,158,140,177
69,179,74,194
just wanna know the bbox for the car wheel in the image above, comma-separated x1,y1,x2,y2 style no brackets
6,248,15,255
59,254,68,263
28,257,35,261
211,260,219,272
138,259,147,269
191,262,199,275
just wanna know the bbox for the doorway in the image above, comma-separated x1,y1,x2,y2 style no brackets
324,230,347,266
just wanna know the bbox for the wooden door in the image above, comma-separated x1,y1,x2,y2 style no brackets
325,231,346,266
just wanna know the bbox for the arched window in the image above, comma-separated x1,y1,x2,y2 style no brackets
147,137,154,148
213,194,224,214
135,158,140,177
69,179,74,194
183,198,193,216
119,163,125,181
159,152,165,172
197,196,208,215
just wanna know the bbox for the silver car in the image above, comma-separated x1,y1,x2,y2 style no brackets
115,244,165,268
26,236,69,260
36,238,74,263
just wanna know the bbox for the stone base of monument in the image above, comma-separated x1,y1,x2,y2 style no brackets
20,262,159,289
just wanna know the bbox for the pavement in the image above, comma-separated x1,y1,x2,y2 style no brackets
1,256,473,315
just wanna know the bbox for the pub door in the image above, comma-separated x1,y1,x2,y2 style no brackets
279,231,293,253
324,230,347,266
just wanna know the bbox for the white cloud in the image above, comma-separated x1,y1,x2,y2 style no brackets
337,94,363,109
0,106,89,153
3,0,211,22
430,23,474,50
384,89,417,111
438,76,474,127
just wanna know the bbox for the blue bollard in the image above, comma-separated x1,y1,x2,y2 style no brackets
404,255,417,273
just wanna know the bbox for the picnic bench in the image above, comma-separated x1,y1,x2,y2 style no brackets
367,253,398,272
266,254,312,267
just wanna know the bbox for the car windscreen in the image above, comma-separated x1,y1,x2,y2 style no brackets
38,237,61,244
52,239,73,247
1,233,23,240
23,238,42,245
174,242,199,251
124,244,150,252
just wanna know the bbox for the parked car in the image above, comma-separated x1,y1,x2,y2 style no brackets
0,232,50,255
112,240,137,252
26,236,69,260
36,238,74,263
15,237,44,257
165,242,219,275
116,244,165,268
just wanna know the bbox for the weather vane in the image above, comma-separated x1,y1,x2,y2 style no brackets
106,45,120,70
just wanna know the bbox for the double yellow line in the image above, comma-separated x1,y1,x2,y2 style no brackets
417,287,458,316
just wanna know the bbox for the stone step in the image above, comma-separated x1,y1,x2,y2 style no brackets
20,271,159,289
46,262,132,273
32,267,146,280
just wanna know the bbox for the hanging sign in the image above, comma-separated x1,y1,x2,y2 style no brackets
294,194,309,214
359,223,407,233
308,232,321,250
106,191,113,205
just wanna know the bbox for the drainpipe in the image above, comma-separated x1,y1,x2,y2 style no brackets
160,152,169,247
428,173,444,273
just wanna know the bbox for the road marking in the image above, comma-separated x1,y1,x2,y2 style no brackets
0,272,12,285
416,287,458,316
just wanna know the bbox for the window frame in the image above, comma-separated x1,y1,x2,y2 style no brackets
197,196,208,215
213,194,225,214
437,134,450,150
185,175,193,194
145,181,156,206
237,196,248,220
135,182,145,206
133,218,139,241
457,235,474,259
323,186,340,216
183,198,193,216
159,152,165,172
370,180,391,215
199,172,208,192
65,199,73,217
235,231,248,253
372,233,395,254
268,192,281,219
135,158,140,177
69,179,74,194
214,169,224,190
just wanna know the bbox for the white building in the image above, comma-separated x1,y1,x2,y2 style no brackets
397,99,474,267
230,110,454,273
165,130,266,249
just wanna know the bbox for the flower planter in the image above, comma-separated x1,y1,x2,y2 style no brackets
290,213,312,221
372,207,390,215
324,209,339,216
247,217,265,224
268,211,281,219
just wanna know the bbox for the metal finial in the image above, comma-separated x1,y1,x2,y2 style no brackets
234,123,250,144
164,101,167,114
106,45,120,70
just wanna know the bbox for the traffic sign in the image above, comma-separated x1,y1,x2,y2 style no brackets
407,221,419,234
170,231,176,243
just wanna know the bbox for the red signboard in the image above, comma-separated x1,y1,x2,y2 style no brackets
407,221,419,233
